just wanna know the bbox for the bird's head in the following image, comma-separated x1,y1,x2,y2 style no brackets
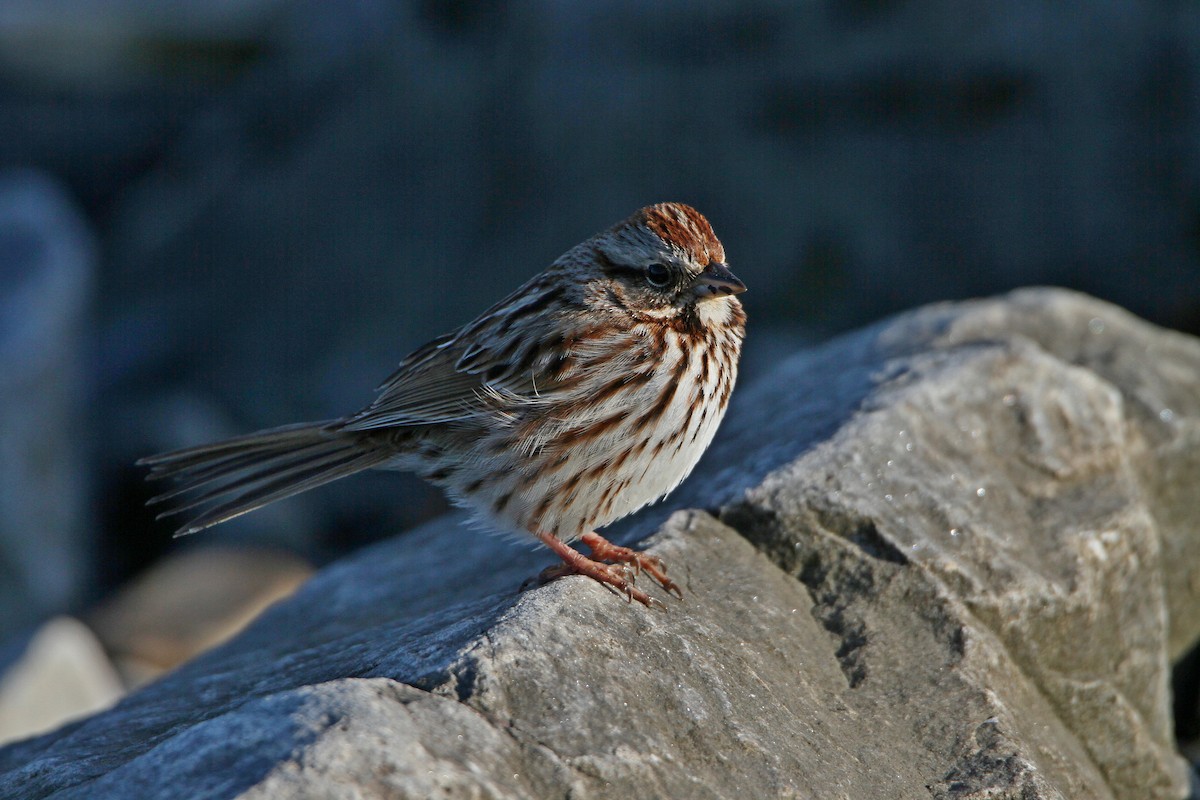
567,202,746,329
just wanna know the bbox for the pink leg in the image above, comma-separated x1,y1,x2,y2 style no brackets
533,530,667,608
580,532,682,600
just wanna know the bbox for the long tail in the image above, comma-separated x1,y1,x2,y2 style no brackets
138,421,392,536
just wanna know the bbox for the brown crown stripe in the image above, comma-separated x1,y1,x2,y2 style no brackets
632,203,725,266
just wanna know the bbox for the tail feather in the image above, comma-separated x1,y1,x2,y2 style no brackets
145,439,351,506
138,424,343,474
170,450,387,534
140,421,391,536
151,444,357,515
143,449,300,502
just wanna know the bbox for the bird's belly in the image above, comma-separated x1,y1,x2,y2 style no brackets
415,336,738,544
496,372,730,540
588,400,725,527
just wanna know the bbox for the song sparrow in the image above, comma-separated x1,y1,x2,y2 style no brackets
140,202,746,608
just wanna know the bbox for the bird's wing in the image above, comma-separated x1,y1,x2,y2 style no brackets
339,319,553,431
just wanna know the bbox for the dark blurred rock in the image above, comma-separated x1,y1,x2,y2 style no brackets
78,0,1200,560
0,1,279,218
0,1,398,217
0,172,94,640
0,1,286,89
0,289,1195,798
101,0,1200,402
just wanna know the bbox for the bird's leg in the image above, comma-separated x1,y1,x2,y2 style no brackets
532,531,664,609
580,531,682,600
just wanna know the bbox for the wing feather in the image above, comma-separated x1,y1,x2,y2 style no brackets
340,288,559,432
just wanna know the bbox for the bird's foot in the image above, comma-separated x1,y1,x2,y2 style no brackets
529,530,675,609
580,531,682,600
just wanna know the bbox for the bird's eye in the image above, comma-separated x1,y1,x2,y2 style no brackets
644,263,671,288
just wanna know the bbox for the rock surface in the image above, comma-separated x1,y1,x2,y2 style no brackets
1,288,1197,799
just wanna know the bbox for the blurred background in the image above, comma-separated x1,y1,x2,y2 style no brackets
0,0,1198,745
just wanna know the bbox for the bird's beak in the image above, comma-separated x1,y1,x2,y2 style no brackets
691,262,747,301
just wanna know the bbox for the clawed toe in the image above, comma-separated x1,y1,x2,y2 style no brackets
581,531,681,601
528,530,682,609
537,559,657,607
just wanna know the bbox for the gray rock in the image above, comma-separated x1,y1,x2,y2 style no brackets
0,171,95,640
0,288,1195,799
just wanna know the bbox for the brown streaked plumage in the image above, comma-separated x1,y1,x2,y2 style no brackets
139,202,746,608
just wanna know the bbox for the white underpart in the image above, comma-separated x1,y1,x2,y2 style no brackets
589,339,728,525
467,314,738,542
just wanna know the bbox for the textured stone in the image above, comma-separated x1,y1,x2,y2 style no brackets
0,289,1195,799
